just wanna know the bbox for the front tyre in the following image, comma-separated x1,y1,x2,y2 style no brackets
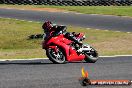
46,46,66,64
84,47,98,63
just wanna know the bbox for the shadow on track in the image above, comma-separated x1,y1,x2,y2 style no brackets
0,59,89,65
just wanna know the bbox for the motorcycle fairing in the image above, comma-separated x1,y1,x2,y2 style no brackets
45,34,85,62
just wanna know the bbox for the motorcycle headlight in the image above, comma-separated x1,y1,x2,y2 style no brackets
83,35,86,39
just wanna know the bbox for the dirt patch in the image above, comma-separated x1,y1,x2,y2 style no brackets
0,49,46,59
30,8,66,12
0,6,67,12
92,36,132,55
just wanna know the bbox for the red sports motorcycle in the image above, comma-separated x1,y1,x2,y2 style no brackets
42,31,98,64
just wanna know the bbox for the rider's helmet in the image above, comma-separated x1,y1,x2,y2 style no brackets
42,21,53,33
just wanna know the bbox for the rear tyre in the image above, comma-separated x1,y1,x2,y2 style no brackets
84,47,98,63
46,46,66,64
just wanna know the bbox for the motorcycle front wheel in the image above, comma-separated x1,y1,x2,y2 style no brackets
84,47,98,63
46,46,66,64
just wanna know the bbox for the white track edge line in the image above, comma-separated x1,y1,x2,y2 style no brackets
0,55,132,61
0,17,42,24
0,58,48,61
99,55,132,57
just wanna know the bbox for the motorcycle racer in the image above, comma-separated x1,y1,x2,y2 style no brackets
42,21,84,46
42,21,98,63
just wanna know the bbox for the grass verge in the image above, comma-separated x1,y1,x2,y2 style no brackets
0,18,132,59
0,5,132,17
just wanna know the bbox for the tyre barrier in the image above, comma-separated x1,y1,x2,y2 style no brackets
0,0,132,6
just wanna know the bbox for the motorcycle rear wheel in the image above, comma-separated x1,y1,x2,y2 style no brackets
84,47,98,63
46,47,66,64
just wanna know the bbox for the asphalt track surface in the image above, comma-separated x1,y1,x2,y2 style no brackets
0,8,132,88
0,56,132,88
0,8,132,32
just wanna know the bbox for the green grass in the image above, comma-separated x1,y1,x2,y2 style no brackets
38,6,132,17
0,18,132,59
0,5,132,17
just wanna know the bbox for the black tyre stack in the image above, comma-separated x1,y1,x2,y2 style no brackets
0,0,132,6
